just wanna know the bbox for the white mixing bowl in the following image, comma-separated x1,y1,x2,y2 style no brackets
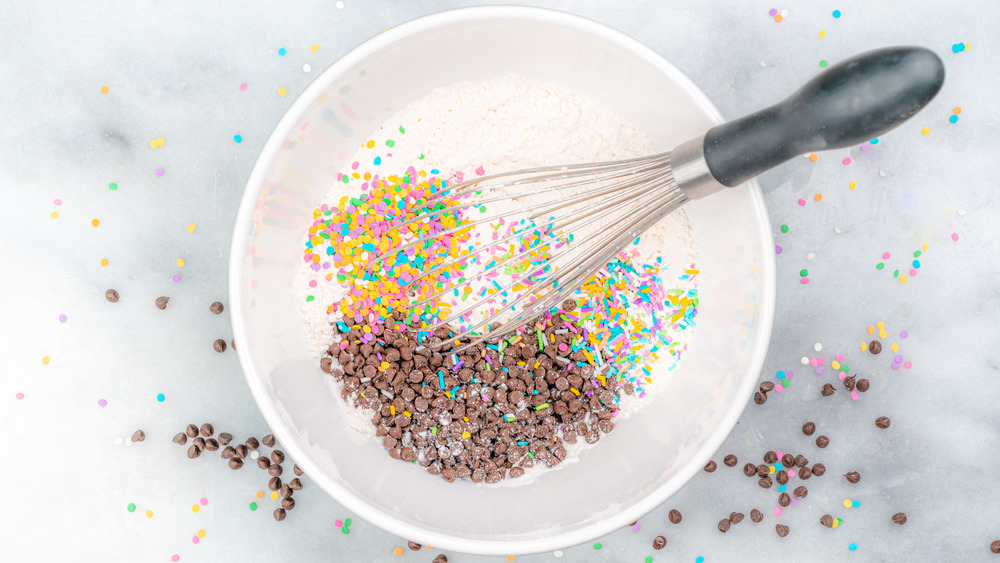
230,6,775,555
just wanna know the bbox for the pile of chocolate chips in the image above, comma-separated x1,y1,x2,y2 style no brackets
173,424,304,521
320,307,632,484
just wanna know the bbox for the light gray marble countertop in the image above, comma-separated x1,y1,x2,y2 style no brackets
2,1,997,561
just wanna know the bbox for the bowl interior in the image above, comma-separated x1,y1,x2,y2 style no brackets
230,7,774,555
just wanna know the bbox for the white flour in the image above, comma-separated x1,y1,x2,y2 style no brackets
294,75,699,482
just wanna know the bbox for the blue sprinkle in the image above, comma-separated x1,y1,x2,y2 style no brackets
278,47,287,56
832,9,841,18
949,115,958,123
156,393,165,402
952,43,965,53
777,484,788,492
913,260,921,268
234,134,243,143
852,500,860,508
774,462,783,471
696,558,704,563
374,156,382,165
849,543,858,551
870,138,879,144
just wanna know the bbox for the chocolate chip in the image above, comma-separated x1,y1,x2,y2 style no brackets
273,508,286,522
811,463,826,476
668,509,682,524
289,478,303,490
717,518,731,533
750,508,763,523
653,536,667,550
210,301,225,315
262,434,276,447
200,423,214,437
268,476,282,491
155,296,170,310
793,486,808,498
730,512,745,524
754,391,767,405
228,457,243,469
234,444,248,459
268,464,283,477
776,470,788,485
293,464,304,476
204,438,219,451
820,514,833,528
258,456,271,470
799,466,812,479
815,435,830,448
280,484,292,498
743,462,757,477
245,437,259,450
187,445,201,459
231,339,237,351
775,523,789,537
105,289,120,303
433,555,448,563
892,512,907,525
757,464,769,477
213,339,227,353
172,432,187,445
876,416,891,429
704,460,717,473
218,432,233,445
794,455,808,468
723,454,738,467
758,476,773,489
270,450,284,464
220,446,235,459
407,541,422,551
821,383,836,397
764,451,777,464
802,422,816,436
778,492,791,507
185,424,199,438
192,437,205,451
856,378,870,392
280,496,295,511
782,453,795,467
869,340,882,355
759,381,775,393
131,429,145,443
844,375,856,391
991,540,1000,554
844,471,861,483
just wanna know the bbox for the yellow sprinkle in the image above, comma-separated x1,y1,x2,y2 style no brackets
899,275,908,283
278,87,287,96
145,510,153,518
271,491,279,500
879,330,887,339
849,181,856,190
819,29,826,38
685,269,700,275
101,86,109,94
42,356,50,365
191,505,199,513
831,360,840,370
176,258,185,267
843,499,852,508
390,405,395,416
462,416,469,422
570,388,580,396
404,411,411,417
832,520,840,528
921,128,930,135
51,211,59,219
365,140,376,149
860,342,868,351
310,44,319,52
197,529,206,538
769,466,775,474
91,218,100,227
187,224,196,233
461,431,471,439
891,343,899,352
100,258,109,267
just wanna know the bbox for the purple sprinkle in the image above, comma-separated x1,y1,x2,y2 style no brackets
775,245,783,254
768,8,778,16
58,314,67,323
815,366,825,375
155,168,165,176
900,330,908,339
791,497,800,506
860,144,870,152
632,524,641,533
172,273,182,282
98,399,107,407
894,354,903,362
891,363,900,370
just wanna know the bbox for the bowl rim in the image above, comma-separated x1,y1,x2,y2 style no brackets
229,4,776,555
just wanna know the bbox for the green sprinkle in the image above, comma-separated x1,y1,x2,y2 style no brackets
533,403,550,411
398,126,405,134
345,518,351,526
342,526,350,534
249,502,257,511
799,268,808,277
431,426,437,434
127,503,136,513
385,140,395,147
645,558,654,563
418,153,425,160
305,295,315,302
780,224,789,234
594,543,603,550
876,262,885,270
913,250,922,257
893,269,900,278
819,59,829,68
109,182,118,191
536,328,545,349
527,451,535,459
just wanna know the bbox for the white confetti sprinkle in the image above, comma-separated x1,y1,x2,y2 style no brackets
807,253,815,260
834,226,842,234
114,436,124,446
554,551,564,558
814,343,823,352
760,61,767,67
250,450,260,460
879,170,887,177
800,356,810,365
780,9,788,17
335,0,344,8
303,64,311,73
125,438,133,446
957,209,966,216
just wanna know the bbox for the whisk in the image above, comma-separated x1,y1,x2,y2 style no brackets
382,46,944,349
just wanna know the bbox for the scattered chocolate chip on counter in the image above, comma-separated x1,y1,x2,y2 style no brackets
293,464,304,476
185,424,199,438
856,378,870,392
776,470,788,485
798,466,812,479
272,450,285,464
844,471,861,483
756,464,769,477
723,454,738,467
754,391,767,405
743,462,757,477
280,496,295,511
892,512,907,525
821,383,836,397
213,339,227,353
729,512,745,524
200,423,214,437
273,508,286,522
257,456,271,470
778,492,791,507
868,340,882,355
811,463,826,476
759,381,775,393
172,432,187,446
432,555,448,563
105,289,120,303
750,508,763,523
764,451,777,464
246,437,259,450
204,438,219,451
775,523,789,537
844,375,857,391
876,416,892,429
717,518,731,533
262,434,276,447
407,541,422,551
991,540,1000,554
758,476,773,489
187,445,201,459
793,486,808,498
704,460,717,473
653,536,667,550
130,429,145,443
802,421,816,436
228,457,244,470
210,301,225,315
288,478,303,490
668,509,682,524
218,432,233,446
782,453,795,467
820,514,833,528
155,296,170,310
815,435,830,448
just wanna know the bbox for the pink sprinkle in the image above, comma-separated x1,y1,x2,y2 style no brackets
200,498,208,506
776,451,783,459
309,280,317,288
951,232,959,241
843,157,852,165
54,199,62,206
800,277,809,284
810,358,818,367
16,392,24,400
334,519,343,528
788,469,796,478
475,166,485,176
839,371,847,380
632,524,641,533
172,273,182,283
909,268,917,276
351,161,359,170
156,168,165,176
797,198,807,206
482,396,490,402
775,507,783,516
171,556,180,562
192,536,199,544
791,497,800,506
817,357,825,365
904,361,912,369
59,314,67,323
98,399,107,407
882,251,891,259
239,83,248,91
836,353,845,361
774,383,784,392
851,390,859,400
558,343,568,351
